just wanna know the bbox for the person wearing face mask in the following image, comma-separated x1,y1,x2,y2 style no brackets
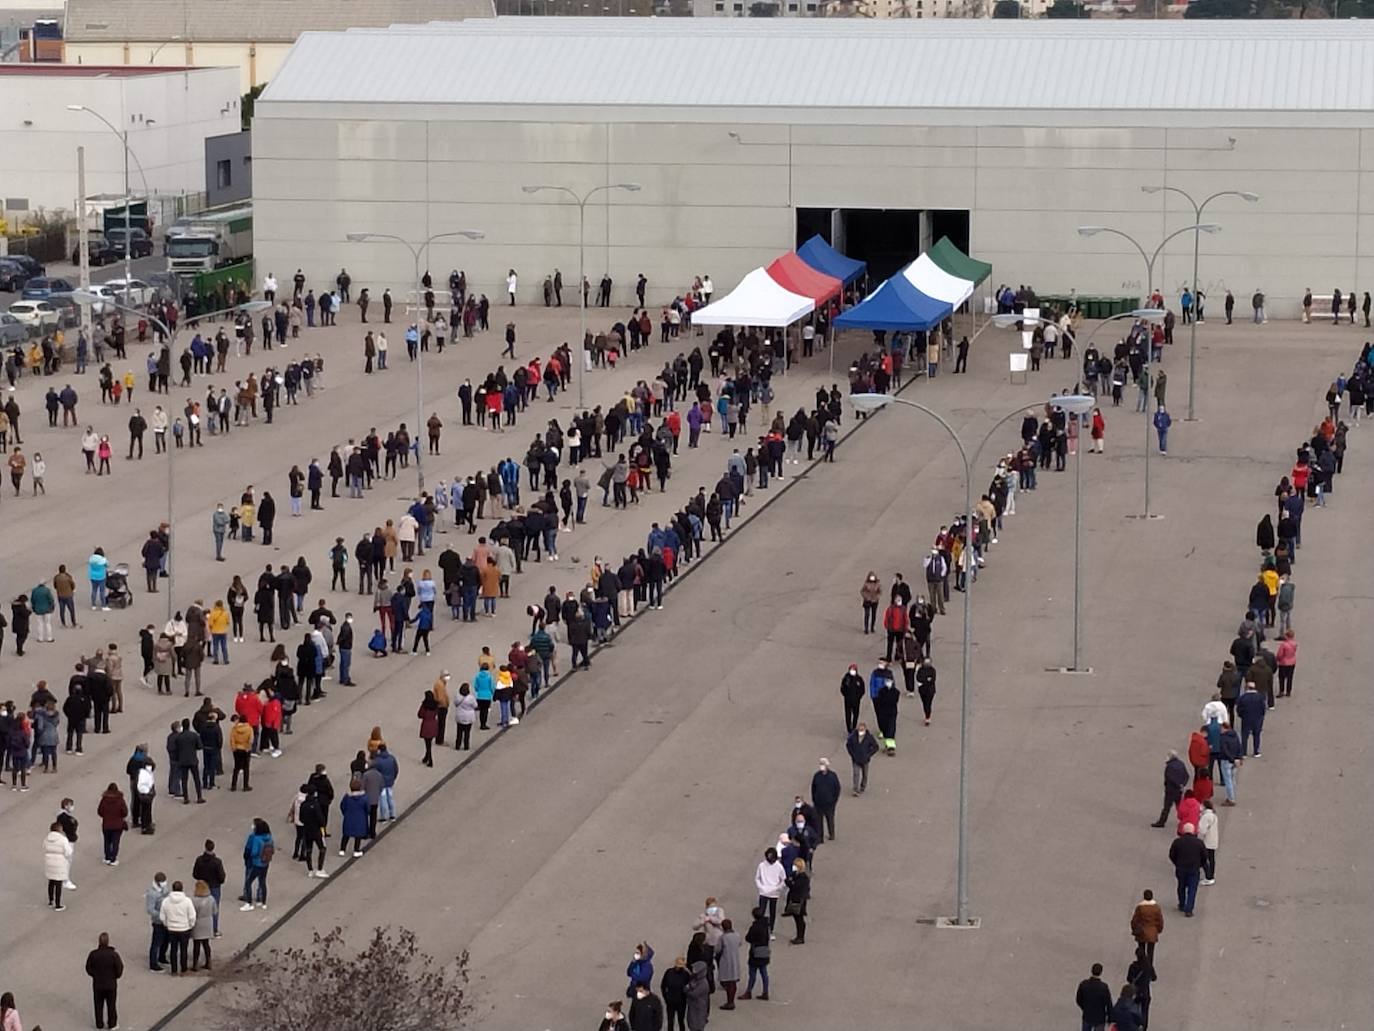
659,955,691,1031
684,960,711,1031
692,899,724,950
625,942,654,999
598,999,631,1031
846,722,880,795
810,758,841,841
628,980,664,1031
788,810,820,871
840,665,865,734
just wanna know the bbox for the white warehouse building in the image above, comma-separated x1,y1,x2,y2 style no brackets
254,18,1374,315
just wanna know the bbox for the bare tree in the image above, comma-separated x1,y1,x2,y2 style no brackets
216,927,475,1031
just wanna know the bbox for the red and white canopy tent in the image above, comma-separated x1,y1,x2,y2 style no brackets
692,267,817,328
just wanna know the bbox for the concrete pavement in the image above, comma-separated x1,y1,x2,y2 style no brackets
2,301,1369,1030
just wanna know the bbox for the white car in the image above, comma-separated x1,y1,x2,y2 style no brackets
100,278,159,307
7,300,59,328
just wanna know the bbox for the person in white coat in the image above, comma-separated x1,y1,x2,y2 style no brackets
43,822,73,911
1198,800,1220,886
753,847,787,940
159,879,198,974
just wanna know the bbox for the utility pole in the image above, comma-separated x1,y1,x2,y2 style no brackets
77,146,91,334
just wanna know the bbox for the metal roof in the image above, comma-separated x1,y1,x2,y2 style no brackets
262,18,1374,112
64,0,494,44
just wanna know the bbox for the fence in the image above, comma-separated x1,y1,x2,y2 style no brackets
3,228,67,264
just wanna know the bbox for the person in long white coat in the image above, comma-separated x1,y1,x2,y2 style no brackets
43,822,73,911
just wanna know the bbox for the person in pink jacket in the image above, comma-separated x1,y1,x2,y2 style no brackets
1275,629,1298,698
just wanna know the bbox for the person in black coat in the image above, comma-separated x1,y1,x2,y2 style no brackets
1075,962,1113,1030
784,859,810,944
63,684,91,754
1126,945,1157,1030
628,984,664,1031
659,956,691,1031
257,491,277,546
839,665,865,734
254,584,277,642
85,932,124,1030
845,724,880,795
809,758,841,841
1151,751,1190,827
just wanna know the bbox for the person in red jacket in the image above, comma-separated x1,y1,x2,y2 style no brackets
233,684,263,754
261,692,283,758
1187,727,1211,778
882,602,910,662
1175,788,1201,835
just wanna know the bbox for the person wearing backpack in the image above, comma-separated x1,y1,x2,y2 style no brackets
239,818,274,911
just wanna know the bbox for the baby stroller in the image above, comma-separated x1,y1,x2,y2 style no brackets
106,563,133,609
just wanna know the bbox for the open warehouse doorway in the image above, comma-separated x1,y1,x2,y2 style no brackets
796,208,970,284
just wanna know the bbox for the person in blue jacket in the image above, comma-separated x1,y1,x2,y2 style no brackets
473,666,495,729
338,779,370,857
1153,405,1172,455
371,744,399,822
625,942,654,999
239,818,274,911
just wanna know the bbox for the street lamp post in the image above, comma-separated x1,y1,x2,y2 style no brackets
345,230,485,496
520,183,642,410
73,290,271,620
992,309,1154,671
67,105,151,309
848,391,1061,927
1077,223,1221,519
1140,186,1259,421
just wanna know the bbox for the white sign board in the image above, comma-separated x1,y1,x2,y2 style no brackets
1009,353,1029,373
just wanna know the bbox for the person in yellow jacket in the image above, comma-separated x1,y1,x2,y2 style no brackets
228,714,254,791
1261,567,1280,626
207,601,232,664
122,369,137,406
238,500,255,542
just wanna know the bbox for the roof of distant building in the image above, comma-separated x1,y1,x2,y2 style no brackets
261,17,1374,113
0,64,194,77
64,0,495,44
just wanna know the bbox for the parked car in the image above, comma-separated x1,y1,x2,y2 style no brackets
105,227,155,259
5,254,45,279
0,311,28,345
20,276,75,299
102,278,160,307
0,258,29,292
45,293,81,328
7,300,59,329
72,238,116,267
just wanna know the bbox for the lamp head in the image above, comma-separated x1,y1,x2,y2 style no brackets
66,104,86,112
455,230,485,240
238,300,272,315
1050,393,1095,416
521,185,543,194
70,288,102,305
991,313,1028,329
1140,185,1162,194
345,232,370,243
1131,308,1167,321
848,392,893,415
1238,191,1259,202
1077,226,1105,237
615,183,642,192
1197,223,1222,234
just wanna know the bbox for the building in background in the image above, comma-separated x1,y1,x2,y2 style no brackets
63,0,496,94
205,129,251,207
0,64,240,220
252,17,1374,313
0,3,62,62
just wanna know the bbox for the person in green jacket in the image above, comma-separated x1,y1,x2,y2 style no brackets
29,581,55,643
